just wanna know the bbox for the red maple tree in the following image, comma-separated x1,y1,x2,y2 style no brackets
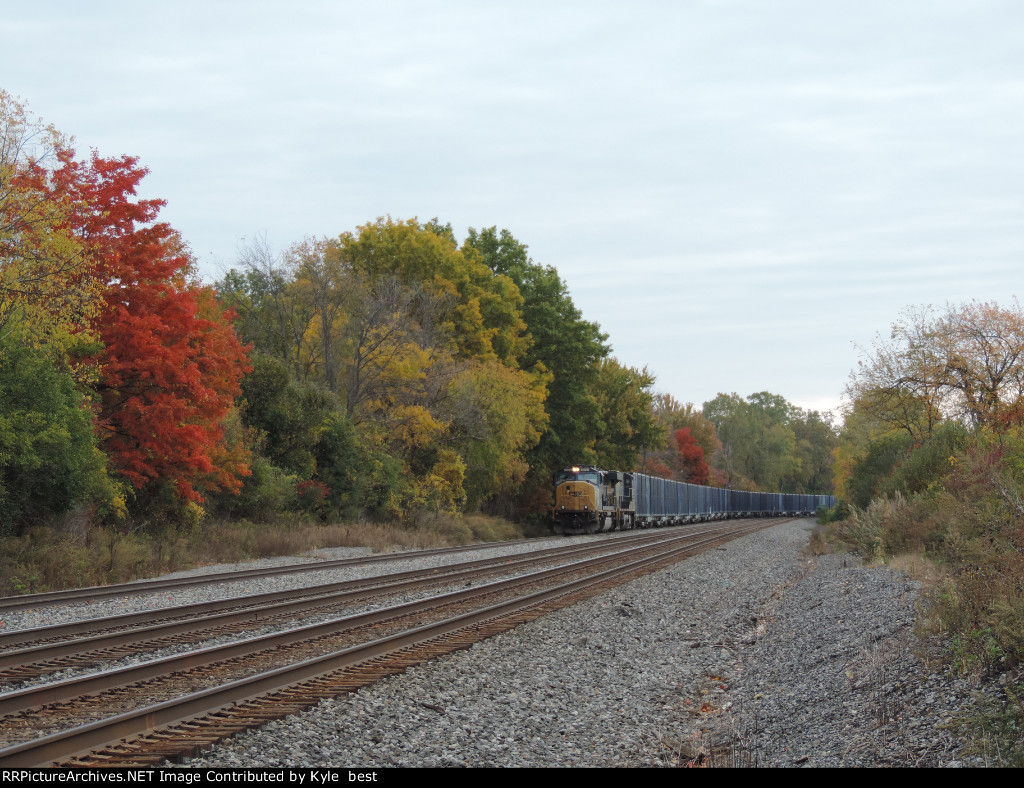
674,427,710,485
60,152,251,502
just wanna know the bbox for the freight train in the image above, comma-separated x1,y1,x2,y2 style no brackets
552,465,834,535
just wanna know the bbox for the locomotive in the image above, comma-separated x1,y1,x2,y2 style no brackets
552,465,834,535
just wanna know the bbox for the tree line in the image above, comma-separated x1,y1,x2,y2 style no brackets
0,90,248,536
213,219,666,523
835,300,1024,507
0,91,837,539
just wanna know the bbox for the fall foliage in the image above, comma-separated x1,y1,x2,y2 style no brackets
831,301,1024,691
674,428,711,485
3,89,835,538
65,153,251,504
0,93,251,532
0,91,100,352
219,221,552,518
837,300,1024,504
847,300,1024,437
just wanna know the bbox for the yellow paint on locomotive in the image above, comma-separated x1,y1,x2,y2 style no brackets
554,481,598,513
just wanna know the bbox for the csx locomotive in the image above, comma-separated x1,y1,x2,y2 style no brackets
553,465,834,535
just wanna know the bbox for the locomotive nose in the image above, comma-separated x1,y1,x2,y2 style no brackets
553,479,600,534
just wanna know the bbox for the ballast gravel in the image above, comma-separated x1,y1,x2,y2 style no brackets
0,538,590,634
179,519,1000,768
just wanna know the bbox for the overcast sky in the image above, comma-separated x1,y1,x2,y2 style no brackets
4,1,1023,417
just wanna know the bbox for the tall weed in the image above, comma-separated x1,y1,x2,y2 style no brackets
834,493,908,560
0,514,533,596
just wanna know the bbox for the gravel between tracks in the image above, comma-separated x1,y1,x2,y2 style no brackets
177,519,999,768
0,539,588,633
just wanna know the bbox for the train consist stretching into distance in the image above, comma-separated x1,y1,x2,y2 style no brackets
553,465,835,535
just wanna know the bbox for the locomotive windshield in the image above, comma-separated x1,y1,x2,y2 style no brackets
555,470,600,485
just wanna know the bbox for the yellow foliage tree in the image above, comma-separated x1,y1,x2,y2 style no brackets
0,91,101,356
443,359,548,509
847,301,1024,435
339,217,528,365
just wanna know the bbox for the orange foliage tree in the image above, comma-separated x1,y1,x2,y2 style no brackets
674,427,710,485
60,152,251,503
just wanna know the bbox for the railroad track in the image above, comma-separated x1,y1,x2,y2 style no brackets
0,519,788,767
0,537,570,615
0,528,706,686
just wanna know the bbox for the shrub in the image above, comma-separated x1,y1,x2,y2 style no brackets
0,337,117,537
846,432,912,508
887,421,969,497
296,479,330,519
215,455,298,522
817,499,850,524
834,493,909,560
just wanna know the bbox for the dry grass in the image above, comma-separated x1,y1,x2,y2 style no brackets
0,513,534,596
886,551,946,585
804,523,831,556
659,730,758,769
956,684,1024,768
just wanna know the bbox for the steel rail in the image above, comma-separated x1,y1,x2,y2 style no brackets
0,520,772,767
0,526,700,655
0,536,571,613
0,525,731,719
0,528,698,675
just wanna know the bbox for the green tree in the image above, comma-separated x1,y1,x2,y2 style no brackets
0,330,118,536
786,408,838,493
442,359,548,510
216,237,317,381
703,393,758,489
239,352,337,478
310,411,409,518
845,431,913,508
464,226,608,505
703,392,808,492
590,359,664,470
341,218,528,365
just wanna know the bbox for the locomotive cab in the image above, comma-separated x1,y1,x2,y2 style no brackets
553,466,635,534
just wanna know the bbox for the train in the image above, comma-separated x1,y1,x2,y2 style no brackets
552,465,835,535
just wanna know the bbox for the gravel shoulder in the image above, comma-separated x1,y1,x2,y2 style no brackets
179,518,994,768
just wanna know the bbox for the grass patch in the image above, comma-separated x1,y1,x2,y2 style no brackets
804,523,831,556
0,513,537,596
954,684,1024,767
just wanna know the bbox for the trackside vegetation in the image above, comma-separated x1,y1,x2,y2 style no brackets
825,300,1024,764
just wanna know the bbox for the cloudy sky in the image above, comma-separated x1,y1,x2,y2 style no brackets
4,1,1023,416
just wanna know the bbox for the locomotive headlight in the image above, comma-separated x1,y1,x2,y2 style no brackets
571,466,580,472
